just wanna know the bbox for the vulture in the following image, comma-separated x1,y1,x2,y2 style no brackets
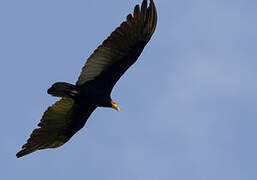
16,0,157,158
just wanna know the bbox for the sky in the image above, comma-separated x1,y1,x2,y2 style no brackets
1,0,257,179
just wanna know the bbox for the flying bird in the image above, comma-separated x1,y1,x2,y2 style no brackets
16,0,157,158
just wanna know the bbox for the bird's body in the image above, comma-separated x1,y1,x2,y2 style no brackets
16,0,157,158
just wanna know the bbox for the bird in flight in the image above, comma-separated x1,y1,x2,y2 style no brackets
16,0,157,158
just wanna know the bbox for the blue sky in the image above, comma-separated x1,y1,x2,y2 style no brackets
1,0,257,179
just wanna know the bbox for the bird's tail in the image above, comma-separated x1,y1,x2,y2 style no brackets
47,82,79,98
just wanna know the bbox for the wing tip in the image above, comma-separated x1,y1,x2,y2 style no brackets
16,148,35,158
16,151,24,158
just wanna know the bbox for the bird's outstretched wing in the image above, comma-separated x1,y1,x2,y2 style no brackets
16,98,96,158
76,0,157,93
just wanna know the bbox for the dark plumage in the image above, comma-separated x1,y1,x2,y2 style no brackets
16,0,157,158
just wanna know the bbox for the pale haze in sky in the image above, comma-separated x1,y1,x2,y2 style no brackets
1,0,257,179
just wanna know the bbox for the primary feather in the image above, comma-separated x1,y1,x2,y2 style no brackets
76,0,157,93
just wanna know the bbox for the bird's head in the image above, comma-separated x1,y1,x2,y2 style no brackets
111,100,120,112
95,95,120,111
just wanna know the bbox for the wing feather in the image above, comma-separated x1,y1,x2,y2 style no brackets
76,0,157,93
16,98,96,158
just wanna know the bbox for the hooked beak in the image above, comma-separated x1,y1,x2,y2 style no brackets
111,100,120,112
